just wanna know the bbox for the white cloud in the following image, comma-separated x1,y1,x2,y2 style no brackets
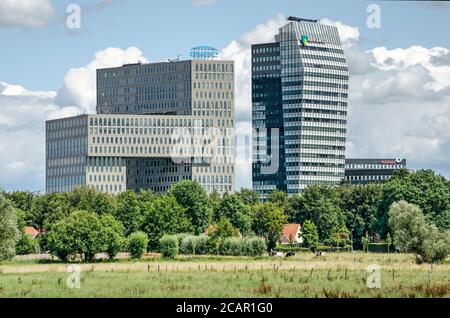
56,47,148,113
0,0,55,28
0,46,148,191
221,15,450,188
192,0,217,6
320,18,360,43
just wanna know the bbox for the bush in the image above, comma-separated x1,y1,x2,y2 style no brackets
316,245,351,253
180,235,196,255
368,243,393,253
100,214,125,260
174,233,191,247
192,235,209,255
159,235,179,259
0,194,20,260
16,234,39,255
127,231,148,259
275,245,311,253
389,201,450,264
47,210,105,262
219,237,242,256
242,237,266,257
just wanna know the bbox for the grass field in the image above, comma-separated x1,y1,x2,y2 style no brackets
1,253,449,298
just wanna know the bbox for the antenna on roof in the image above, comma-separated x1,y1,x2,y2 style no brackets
287,16,318,23
168,54,182,62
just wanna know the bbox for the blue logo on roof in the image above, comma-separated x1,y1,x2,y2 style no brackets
190,46,219,60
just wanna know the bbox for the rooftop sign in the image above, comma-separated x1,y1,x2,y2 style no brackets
190,46,219,60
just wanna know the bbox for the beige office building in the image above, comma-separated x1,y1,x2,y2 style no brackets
46,59,235,195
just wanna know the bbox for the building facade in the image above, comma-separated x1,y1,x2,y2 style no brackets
344,158,407,185
252,17,349,198
46,59,235,195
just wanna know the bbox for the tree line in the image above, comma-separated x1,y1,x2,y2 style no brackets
1,169,449,263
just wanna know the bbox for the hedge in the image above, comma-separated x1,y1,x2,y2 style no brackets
242,237,266,257
192,235,209,255
219,237,242,256
368,243,394,253
316,245,352,253
275,245,311,253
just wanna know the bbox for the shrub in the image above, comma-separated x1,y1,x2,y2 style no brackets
16,233,39,255
219,237,242,256
242,237,266,257
174,233,191,247
47,210,104,262
192,234,209,255
389,201,450,264
159,235,179,259
127,231,148,259
100,214,125,260
368,243,393,253
180,235,196,255
0,194,20,260
275,245,310,253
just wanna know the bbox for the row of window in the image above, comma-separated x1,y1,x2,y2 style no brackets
346,164,406,170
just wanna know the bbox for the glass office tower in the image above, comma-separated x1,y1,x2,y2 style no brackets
252,18,349,198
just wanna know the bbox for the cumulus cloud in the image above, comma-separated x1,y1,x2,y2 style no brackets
0,0,55,28
0,82,78,191
56,47,148,113
219,14,286,189
2,15,450,192
0,47,149,191
220,15,450,188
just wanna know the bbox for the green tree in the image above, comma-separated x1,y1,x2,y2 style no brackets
214,193,252,235
380,170,450,235
362,232,370,253
0,194,20,260
4,191,36,224
209,189,222,213
268,189,288,209
100,214,125,259
137,189,156,206
206,217,240,254
302,220,319,250
16,233,39,255
70,186,116,216
236,188,260,206
169,180,212,234
114,190,142,236
388,200,450,263
47,210,105,262
338,183,382,249
252,203,287,251
289,185,345,242
141,195,193,250
30,192,72,232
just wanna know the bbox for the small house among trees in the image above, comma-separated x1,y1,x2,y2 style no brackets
280,224,303,245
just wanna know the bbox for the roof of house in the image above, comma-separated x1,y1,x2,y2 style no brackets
24,226,39,237
280,224,301,243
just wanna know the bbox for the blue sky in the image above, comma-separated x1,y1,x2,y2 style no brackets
1,0,449,91
1,0,450,192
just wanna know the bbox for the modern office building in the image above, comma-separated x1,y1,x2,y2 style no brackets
46,59,235,195
252,17,349,198
344,158,407,185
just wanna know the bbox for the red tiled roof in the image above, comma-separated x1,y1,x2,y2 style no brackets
280,224,301,243
24,226,39,237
